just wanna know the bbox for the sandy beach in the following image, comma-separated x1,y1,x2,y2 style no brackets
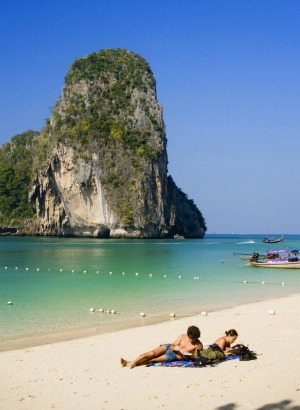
0,294,300,410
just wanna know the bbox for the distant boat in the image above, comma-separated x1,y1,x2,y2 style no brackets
174,234,185,239
262,236,283,243
248,249,300,269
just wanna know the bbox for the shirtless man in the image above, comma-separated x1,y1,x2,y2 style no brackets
121,325,202,368
214,329,238,353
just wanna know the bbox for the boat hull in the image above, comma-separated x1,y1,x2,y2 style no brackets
262,237,283,243
248,261,300,269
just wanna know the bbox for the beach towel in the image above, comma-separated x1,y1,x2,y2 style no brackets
147,355,239,367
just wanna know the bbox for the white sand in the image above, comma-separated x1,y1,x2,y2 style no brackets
0,294,300,410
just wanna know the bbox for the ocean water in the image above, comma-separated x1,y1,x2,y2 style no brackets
1,234,300,344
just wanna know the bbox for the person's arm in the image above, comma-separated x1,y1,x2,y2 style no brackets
191,341,203,359
170,334,183,352
214,337,226,351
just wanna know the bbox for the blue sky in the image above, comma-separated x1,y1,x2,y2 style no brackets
1,1,299,234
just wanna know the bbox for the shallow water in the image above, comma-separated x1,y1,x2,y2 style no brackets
1,234,300,343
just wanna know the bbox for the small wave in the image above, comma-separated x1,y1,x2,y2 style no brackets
238,240,255,244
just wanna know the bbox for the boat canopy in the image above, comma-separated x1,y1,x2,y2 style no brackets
264,249,299,255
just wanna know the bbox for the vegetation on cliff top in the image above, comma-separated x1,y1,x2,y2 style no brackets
49,48,163,161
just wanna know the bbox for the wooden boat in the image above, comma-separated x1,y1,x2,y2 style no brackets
262,236,283,243
248,249,300,269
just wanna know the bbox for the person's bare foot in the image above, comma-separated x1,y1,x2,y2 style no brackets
121,357,135,368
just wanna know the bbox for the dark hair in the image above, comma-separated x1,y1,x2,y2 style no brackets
225,329,238,337
187,325,200,339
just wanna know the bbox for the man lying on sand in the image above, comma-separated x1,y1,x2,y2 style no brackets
121,325,202,368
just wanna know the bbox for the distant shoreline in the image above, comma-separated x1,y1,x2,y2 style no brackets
0,228,18,236
0,228,202,239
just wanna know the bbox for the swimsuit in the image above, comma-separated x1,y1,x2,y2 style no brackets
162,343,177,361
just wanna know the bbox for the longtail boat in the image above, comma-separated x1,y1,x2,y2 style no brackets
248,249,300,269
262,236,283,243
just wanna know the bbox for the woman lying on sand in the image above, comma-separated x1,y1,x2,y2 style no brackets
213,329,238,353
121,325,203,368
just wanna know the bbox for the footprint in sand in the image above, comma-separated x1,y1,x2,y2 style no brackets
19,395,35,401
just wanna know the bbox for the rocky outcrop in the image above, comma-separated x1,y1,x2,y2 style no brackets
29,49,206,238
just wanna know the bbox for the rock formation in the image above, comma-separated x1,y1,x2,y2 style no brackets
29,49,206,238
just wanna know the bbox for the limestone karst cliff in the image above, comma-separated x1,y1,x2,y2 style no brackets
27,48,206,238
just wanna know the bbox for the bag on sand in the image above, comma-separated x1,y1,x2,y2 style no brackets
228,344,257,361
193,346,225,367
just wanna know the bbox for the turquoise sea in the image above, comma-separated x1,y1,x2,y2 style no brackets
1,234,300,345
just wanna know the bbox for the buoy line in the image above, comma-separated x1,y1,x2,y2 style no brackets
0,266,293,286
89,308,118,314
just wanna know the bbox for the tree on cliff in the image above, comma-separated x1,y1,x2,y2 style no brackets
0,130,38,227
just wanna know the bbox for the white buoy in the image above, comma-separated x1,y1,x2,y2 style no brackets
268,309,275,315
37,268,39,271
149,273,152,277
169,312,176,318
89,308,95,312
60,269,63,272
262,281,266,284
163,275,167,278
26,268,29,271
135,272,139,276
178,275,182,279
96,271,99,274
111,309,116,314
140,312,146,317
122,272,125,275
99,308,104,312
106,309,111,313
244,280,248,283
15,267,18,270
72,270,74,272
109,272,112,275
5,267,7,269
48,268,51,271
281,282,286,286
7,301,13,305
201,311,208,316
84,270,87,274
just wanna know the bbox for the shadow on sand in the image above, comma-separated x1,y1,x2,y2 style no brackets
216,400,300,410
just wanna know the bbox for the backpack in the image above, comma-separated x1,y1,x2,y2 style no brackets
228,344,257,361
194,346,225,367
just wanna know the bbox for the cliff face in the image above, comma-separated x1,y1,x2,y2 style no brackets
29,49,206,238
